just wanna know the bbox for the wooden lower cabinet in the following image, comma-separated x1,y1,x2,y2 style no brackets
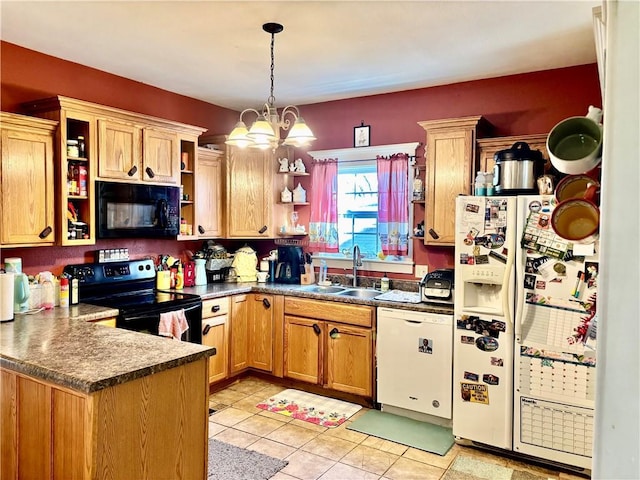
202,297,229,384
229,293,280,375
229,294,249,374
248,293,275,372
326,322,372,397
1,358,209,480
283,316,323,384
283,297,374,398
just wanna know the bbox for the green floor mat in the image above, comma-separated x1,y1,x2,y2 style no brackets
347,409,454,456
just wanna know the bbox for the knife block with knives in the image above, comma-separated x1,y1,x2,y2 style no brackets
300,253,315,285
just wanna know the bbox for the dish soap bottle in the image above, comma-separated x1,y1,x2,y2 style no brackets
380,274,390,292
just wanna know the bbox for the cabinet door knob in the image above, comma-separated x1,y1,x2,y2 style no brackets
262,298,271,309
202,324,212,335
145,167,155,178
127,165,138,177
428,228,440,239
198,225,205,234
211,305,220,313
258,225,268,234
329,327,340,339
312,324,321,335
39,226,52,239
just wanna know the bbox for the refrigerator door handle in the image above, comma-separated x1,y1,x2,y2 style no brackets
514,277,525,343
503,255,514,335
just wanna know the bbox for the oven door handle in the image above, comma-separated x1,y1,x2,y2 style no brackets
122,303,201,322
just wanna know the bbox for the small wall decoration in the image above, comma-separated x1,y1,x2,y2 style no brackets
293,183,307,203
281,186,292,203
278,157,290,172
293,158,306,173
354,122,370,148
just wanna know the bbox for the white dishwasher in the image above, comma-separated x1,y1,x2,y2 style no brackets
377,307,453,419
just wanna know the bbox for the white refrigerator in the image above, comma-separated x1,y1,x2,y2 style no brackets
453,195,597,471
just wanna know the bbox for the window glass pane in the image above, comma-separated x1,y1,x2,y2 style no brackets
331,158,412,264
337,161,379,258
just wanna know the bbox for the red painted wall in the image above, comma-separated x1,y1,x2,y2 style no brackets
0,42,238,134
1,41,601,278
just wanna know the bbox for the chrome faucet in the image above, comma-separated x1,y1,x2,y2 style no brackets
352,245,362,287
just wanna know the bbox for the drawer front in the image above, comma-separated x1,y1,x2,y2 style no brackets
202,297,230,318
284,297,373,328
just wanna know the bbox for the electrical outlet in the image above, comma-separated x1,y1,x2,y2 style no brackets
415,264,429,278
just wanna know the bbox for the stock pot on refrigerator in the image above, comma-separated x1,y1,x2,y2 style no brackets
493,142,545,195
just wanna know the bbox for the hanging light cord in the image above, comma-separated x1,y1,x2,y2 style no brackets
268,30,276,107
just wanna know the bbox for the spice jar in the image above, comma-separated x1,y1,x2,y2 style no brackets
66,139,79,158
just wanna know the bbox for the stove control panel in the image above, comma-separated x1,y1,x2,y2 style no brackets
63,259,156,285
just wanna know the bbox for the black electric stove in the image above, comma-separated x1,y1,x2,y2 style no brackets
63,259,202,343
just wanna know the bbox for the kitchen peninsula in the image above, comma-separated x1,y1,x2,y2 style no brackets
0,306,214,480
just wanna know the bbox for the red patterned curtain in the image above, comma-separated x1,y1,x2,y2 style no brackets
376,153,409,256
308,158,339,252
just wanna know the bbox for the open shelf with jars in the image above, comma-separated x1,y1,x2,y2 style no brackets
178,139,197,239
64,118,93,244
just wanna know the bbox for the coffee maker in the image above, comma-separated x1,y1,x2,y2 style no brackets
275,246,305,284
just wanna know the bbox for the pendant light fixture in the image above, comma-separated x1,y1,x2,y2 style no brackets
225,22,316,151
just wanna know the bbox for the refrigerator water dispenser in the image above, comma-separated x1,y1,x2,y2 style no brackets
460,265,509,315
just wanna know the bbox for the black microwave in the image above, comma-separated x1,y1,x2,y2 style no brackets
96,181,180,239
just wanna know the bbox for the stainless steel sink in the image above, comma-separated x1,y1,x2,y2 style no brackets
299,285,347,294
336,288,382,299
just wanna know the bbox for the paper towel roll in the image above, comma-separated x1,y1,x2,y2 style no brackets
1,272,15,322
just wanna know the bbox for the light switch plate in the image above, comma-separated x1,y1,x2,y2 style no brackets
415,264,429,278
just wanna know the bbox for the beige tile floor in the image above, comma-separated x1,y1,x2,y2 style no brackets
208,376,589,480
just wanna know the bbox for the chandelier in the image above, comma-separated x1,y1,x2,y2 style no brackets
225,22,316,151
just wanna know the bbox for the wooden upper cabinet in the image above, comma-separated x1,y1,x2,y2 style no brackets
98,118,141,180
98,122,179,184
476,133,550,174
226,146,281,238
142,127,179,184
418,116,484,246
196,147,225,238
1,112,57,246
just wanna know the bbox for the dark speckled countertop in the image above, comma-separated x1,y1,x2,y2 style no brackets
0,304,214,394
181,282,455,315
0,282,451,395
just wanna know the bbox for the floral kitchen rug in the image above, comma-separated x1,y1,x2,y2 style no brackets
256,388,362,428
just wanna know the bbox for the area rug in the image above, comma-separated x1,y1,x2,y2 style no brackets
346,409,454,456
256,388,362,428
207,438,288,480
441,454,552,480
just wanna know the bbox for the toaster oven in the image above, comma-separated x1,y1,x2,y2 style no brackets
420,269,455,304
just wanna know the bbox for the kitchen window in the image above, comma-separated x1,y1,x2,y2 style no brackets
338,160,380,258
308,143,420,275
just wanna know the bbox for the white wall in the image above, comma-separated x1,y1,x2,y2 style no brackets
593,1,640,479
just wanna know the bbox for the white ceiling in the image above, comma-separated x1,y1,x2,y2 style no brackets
1,1,600,111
